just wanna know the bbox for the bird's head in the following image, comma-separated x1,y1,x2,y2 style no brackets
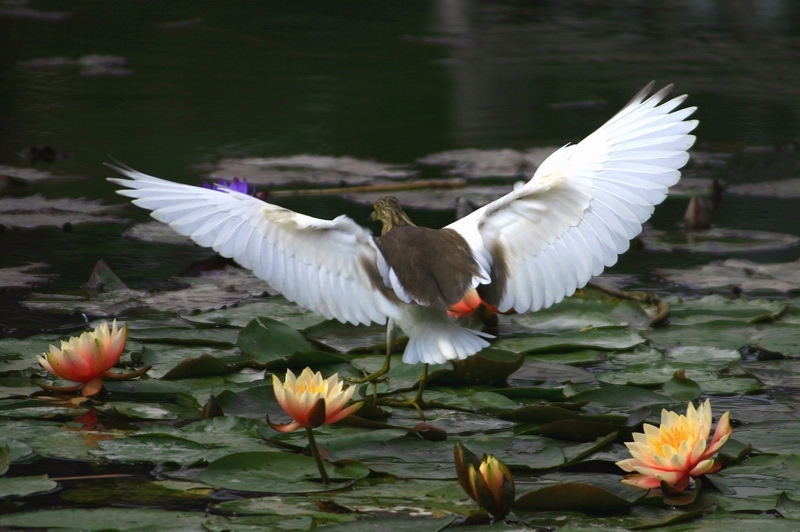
370,196,416,235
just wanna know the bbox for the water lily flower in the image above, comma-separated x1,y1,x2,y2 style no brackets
616,399,732,492
454,442,515,520
270,367,361,484
269,367,362,433
36,320,149,397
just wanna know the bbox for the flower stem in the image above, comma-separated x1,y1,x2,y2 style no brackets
305,427,330,484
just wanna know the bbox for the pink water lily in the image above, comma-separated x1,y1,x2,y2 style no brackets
37,320,149,396
269,367,361,432
616,399,732,492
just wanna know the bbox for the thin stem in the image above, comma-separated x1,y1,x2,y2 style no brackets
305,427,330,484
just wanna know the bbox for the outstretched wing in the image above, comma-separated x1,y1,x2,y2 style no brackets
447,82,697,313
108,164,401,325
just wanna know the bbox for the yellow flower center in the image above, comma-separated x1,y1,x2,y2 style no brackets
295,380,327,395
650,418,695,457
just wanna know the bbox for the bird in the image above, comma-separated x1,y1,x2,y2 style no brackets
109,82,697,406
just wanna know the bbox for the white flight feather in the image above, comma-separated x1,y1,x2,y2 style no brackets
448,82,697,314
108,165,400,326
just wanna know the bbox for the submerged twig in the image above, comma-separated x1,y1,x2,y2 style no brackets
588,282,671,327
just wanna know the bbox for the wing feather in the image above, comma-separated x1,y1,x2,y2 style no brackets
448,83,697,313
108,164,400,325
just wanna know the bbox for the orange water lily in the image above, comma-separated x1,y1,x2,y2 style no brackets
37,320,149,396
454,442,515,520
269,367,362,433
616,399,732,492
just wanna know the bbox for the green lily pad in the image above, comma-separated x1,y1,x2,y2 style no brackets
666,295,791,326
429,348,524,385
515,480,646,512
657,258,800,293
184,295,326,330
569,386,673,409
0,508,209,530
494,328,645,354
161,353,242,379
197,451,369,493
661,370,702,401
0,475,59,499
509,359,596,384
237,317,316,362
642,227,799,254
93,433,213,466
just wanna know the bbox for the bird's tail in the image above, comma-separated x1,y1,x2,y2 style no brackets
398,305,493,365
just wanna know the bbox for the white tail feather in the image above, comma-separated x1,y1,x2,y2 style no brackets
396,305,492,365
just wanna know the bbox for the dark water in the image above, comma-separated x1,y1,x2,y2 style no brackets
1,1,799,335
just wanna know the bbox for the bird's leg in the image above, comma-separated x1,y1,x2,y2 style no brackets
346,318,399,385
409,363,429,412
379,363,429,419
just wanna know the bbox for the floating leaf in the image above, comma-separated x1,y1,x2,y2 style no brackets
657,258,800,293
197,451,369,493
569,386,672,409
0,475,58,499
429,348,524,385
537,420,620,441
515,480,645,513
185,296,325,330
237,317,316,362
0,262,56,289
729,178,800,198
642,227,799,254
417,147,543,179
494,327,645,354
207,155,415,188
662,370,702,401
161,354,241,380
508,358,596,384
0,194,127,228
0,508,208,530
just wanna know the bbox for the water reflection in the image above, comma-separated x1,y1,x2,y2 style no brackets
431,0,800,147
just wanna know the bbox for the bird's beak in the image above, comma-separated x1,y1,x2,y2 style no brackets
369,210,377,222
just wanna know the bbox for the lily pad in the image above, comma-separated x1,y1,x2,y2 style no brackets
494,328,645,354
0,164,62,183
641,227,799,253
184,296,325,330
508,358,596,384
237,317,317,362
121,220,194,245
0,475,58,499
24,272,270,317
0,262,56,289
729,178,800,198
666,295,791,326
0,194,127,228
197,451,369,493
206,155,415,188
515,479,646,513
0,508,208,531
656,258,800,293
417,147,546,179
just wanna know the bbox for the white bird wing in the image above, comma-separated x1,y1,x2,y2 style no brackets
447,83,698,313
108,164,401,326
